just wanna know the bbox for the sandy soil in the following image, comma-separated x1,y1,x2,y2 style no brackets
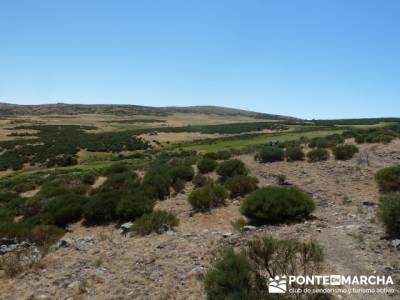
1,141,400,299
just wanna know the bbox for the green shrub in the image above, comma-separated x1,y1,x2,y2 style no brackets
216,159,248,181
97,172,140,193
375,166,400,192
169,165,195,182
188,183,228,212
215,150,232,160
116,191,154,221
172,179,186,194
183,155,199,166
204,237,324,299
142,174,171,200
131,210,179,235
203,152,218,160
245,237,324,287
103,163,131,175
0,222,64,247
204,248,254,300
193,174,209,188
224,175,258,198
30,225,65,247
40,194,88,227
332,144,359,160
197,158,218,174
378,193,400,236
240,186,315,223
83,192,123,225
306,148,330,162
81,172,97,185
13,182,37,194
308,137,329,149
255,146,284,163
285,146,305,161
142,164,173,200
0,192,20,205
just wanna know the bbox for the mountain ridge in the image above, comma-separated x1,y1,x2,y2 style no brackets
0,102,300,120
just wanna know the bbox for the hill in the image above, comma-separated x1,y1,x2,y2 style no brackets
0,102,299,120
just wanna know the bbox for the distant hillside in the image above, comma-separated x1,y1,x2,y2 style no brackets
0,102,299,121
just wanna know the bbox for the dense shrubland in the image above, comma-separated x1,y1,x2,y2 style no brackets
0,125,150,170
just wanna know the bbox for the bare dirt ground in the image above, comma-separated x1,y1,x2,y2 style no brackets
1,141,400,299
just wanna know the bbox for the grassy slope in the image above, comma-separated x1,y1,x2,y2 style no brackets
172,129,343,152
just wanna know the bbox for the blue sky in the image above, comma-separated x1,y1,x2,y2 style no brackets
0,0,399,119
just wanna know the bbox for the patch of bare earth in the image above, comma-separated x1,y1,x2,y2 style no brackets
1,141,400,299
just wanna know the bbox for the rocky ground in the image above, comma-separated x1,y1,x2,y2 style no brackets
1,140,400,299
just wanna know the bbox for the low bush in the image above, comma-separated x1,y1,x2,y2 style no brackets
224,175,258,198
13,182,37,194
306,148,330,162
285,146,305,161
308,137,329,149
131,210,179,235
193,174,209,188
172,179,186,194
116,191,154,221
378,193,400,236
204,248,254,300
142,173,171,200
197,158,218,174
188,183,228,211
203,152,218,160
332,144,359,160
255,146,284,163
103,163,131,175
216,159,248,181
83,192,123,225
40,194,88,227
97,172,140,193
0,222,64,247
183,155,199,166
30,225,65,247
215,150,232,160
169,165,195,182
81,172,97,185
240,186,315,223
375,165,400,192
204,237,324,299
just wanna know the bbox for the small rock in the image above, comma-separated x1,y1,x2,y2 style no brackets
120,222,133,235
186,266,205,278
241,225,257,232
391,239,400,249
222,232,233,238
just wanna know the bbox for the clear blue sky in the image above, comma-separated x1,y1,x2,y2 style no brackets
1,0,399,119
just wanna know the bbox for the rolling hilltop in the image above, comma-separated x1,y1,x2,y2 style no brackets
0,102,299,120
